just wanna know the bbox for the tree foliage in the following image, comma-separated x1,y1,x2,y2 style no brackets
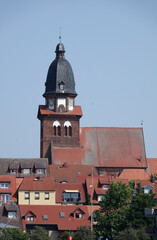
29,226,50,240
95,181,156,240
0,228,28,240
115,227,151,240
74,226,96,240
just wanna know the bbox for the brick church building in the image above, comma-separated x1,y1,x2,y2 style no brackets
37,42,148,178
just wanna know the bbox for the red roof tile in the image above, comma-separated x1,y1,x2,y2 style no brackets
19,205,99,231
147,158,157,175
19,177,55,191
53,127,147,168
119,169,150,180
38,105,82,117
49,164,98,183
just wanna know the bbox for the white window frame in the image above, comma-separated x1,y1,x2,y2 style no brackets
25,192,29,200
1,183,9,189
45,192,49,200
24,169,30,174
8,212,16,218
37,169,44,174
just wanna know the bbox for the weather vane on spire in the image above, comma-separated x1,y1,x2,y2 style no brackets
59,27,62,43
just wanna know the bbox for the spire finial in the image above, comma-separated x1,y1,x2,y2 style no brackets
59,27,62,43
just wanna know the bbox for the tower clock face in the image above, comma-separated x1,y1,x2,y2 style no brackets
48,99,54,110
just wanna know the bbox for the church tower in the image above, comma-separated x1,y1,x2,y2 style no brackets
38,43,82,161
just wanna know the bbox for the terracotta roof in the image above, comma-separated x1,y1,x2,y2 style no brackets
19,205,99,231
38,105,82,117
55,183,86,203
19,177,55,191
119,169,150,180
49,164,98,183
147,158,157,175
53,127,147,168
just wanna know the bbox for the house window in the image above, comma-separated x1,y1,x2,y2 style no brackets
1,183,9,189
75,213,83,219
37,169,44,174
27,216,34,222
11,169,17,174
45,192,49,200
1,194,10,203
98,195,104,202
63,192,81,203
8,212,16,218
103,185,108,190
35,192,39,200
25,192,29,200
24,169,30,174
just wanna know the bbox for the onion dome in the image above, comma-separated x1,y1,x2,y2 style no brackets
44,43,77,96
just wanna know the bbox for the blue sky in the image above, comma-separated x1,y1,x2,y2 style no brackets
0,0,157,158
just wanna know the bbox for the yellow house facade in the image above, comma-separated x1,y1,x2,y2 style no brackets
18,190,56,205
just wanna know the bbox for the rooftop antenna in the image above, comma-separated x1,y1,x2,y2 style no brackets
59,27,62,43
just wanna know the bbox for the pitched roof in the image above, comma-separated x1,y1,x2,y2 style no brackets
0,158,49,177
19,205,99,231
55,183,86,203
49,164,98,183
19,177,55,191
119,169,150,180
53,127,147,168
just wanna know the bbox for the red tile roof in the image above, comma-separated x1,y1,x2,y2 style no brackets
38,105,82,117
147,158,157,175
119,169,150,180
49,164,98,183
19,177,55,191
19,205,99,231
55,183,86,203
53,127,147,168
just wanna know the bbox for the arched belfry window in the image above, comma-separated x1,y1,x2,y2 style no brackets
53,121,61,136
64,121,72,137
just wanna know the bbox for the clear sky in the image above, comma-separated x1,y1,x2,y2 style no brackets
0,0,157,158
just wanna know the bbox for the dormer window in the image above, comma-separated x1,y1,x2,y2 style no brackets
75,213,83,219
11,170,17,174
103,185,108,190
8,212,16,218
37,169,44,174
59,81,65,90
27,216,34,222
24,169,30,174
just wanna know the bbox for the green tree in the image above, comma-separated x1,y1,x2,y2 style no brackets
74,226,96,240
0,228,28,240
95,181,133,239
29,226,50,240
115,227,151,240
129,192,156,228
